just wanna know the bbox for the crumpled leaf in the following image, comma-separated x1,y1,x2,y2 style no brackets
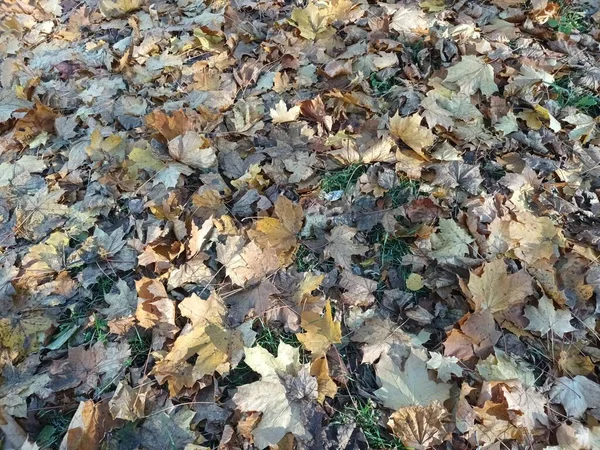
168,131,217,169
390,112,434,156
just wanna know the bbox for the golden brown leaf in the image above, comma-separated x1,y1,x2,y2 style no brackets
388,401,449,449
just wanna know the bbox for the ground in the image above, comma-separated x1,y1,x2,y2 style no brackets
1,0,600,449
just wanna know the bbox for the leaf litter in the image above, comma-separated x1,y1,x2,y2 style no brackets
1,0,600,449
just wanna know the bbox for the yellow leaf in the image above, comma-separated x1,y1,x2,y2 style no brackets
297,302,341,358
249,196,303,265
270,100,301,124
466,259,534,314
406,273,424,291
127,147,165,177
310,357,337,403
290,3,331,40
99,0,142,18
389,112,434,158
420,0,446,12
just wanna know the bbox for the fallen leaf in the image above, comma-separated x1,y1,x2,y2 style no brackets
233,343,317,448
270,100,301,124
550,376,600,418
388,401,449,449
324,225,369,270
297,302,341,358
444,55,498,97
389,112,434,156
524,295,576,338
466,259,534,314
430,219,473,259
168,131,217,169
375,348,451,409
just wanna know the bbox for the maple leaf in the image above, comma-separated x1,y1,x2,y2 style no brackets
310,357,337,403
217,236,281,287
466,259,534,314
390,5,428,33
476,349,536,388
99,0,142,17
297,302,341,358
290,3,331,40
233,343,317,448
15,188,68,241
270,100,301,124
430,161,483,195
430,219,473,259
60,400,118,450
389,112,434,156
49,342,130,394
324,225,369,270
108,380,149,421
339,272,378,307
502,383,549,430
375,349,452,409
152,293,253,396
352,316,427,364
564,112,598,144
524,296,576,338
0,361,51,418
388,401,449,449
426,352,463,382
444,55,498,97
249,195,303,264
550,376,600,417
99,279,137,320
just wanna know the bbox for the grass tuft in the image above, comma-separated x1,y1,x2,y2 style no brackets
387,179,419,208
551,76,600,116
548,1,587,34
334,399,405,449
127,327,152,367
36,409,75,449
321,165,366,193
